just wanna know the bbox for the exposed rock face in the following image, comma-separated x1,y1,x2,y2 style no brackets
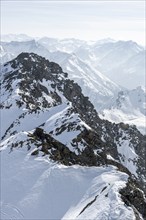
0,52,146,219
120,177,146,220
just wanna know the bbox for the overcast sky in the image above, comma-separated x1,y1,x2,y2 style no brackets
1,1,145,45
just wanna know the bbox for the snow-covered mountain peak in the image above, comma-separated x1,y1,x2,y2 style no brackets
93,38,116,45
1,53,146,219
38,37,85,53
1,53,146,177
0,40,51,63
0,35,145,219
113,40,144,54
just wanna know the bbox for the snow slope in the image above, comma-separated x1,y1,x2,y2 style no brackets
0,146,137,220
100,50,145,89
49,52,120,110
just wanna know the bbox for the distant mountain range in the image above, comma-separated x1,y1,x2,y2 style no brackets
0,35,145,134
1,34,145,88
1,35,145,89
99,86,146,134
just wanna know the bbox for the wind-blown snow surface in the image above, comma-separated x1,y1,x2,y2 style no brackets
0,146,136,220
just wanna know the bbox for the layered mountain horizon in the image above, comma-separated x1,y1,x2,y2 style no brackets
1,35,146,134
0,52,146,219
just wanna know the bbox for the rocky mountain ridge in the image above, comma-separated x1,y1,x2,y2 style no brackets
0,53,146,219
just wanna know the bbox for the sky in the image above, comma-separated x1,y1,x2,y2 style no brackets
1,1,145,45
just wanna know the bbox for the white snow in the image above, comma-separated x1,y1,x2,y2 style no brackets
63,171,134,220
0,145,136,220
115,130,138,176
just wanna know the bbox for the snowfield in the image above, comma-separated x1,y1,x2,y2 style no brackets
0,145,137,220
